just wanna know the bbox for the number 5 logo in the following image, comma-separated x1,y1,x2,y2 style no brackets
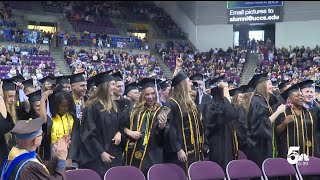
287,146,300,164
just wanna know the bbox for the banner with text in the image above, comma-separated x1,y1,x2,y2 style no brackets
227,1,283,9
227,6,283,24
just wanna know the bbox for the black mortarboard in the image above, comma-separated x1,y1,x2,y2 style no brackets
112,71,123,82
70,72,86,84
298,80,314,90
158,80,171,90
278,80,290,90
190,73,204,81
242,84,255,93
229,85,245,96
191,81,198,91
124,82,139,95
22,78,34,89
10,118,43,139
27,90,42,102
280,84,300,101
2,78,16,91
39,74,55,84
137,78,162,90
94,70,114,87
171,71,188,87
55,75,70,85
248,73,269,88
207,75,225,88
11,74,25,83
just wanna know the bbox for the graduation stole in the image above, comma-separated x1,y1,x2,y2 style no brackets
170,98,203,173
1,148,37,180
127,106,161,169
284,108,314,156
255,94,277,158
51,113,74,144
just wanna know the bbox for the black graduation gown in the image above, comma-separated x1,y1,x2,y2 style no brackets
115,97,132,113
205,97,239,170
275,108,320,159
79,102,124,178
0,113,14,170
233,105,248,154
124,107,165,176
197,93,212,113
246,95,274,168
38,113,81,163
163,98,204,174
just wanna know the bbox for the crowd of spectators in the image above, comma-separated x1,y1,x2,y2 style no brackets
0,2,16,28
256,44,320,85
0,42,61,80
156,40,247,85
64,46,165,83
57,31,148,50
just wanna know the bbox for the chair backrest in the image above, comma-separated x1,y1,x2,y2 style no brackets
147,163,187,180
66,169,101,180
104,166,145,180
226,160,263,180
262,158,298,179
188,161,225,180
296,156,320,178
237,150,247,160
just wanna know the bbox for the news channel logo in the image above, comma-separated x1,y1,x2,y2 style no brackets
287,146,309,165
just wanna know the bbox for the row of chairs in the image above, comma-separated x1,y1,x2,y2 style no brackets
66,155,320,180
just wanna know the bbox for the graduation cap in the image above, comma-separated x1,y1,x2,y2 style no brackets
207,75,225,88
137,78,162,90
248,73,269,88
11,74,25,83
242,84,255,93
171,71,188,87
191,81,198,91
2,78,16,91
124,82,139,95
27,90,41,102
10,117,44,139
298,80,314,90
69,72,86,84
94,70,114,87
280,84,300,101
278,80,291,90
55,75,70,85
158,80,171,90
229,85,245,96
22,78,34,89
190,73,204,81
112,71,123,82
39,74,55,84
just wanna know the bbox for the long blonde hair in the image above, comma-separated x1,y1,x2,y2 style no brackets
4,90,17,143
254,81,270,101
170,79,197,112
231,93,242,106
132,87,161,116
242,92,253,113
86,81,118,112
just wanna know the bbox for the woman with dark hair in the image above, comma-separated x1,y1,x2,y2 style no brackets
123,78,167,176
163,71,204,173
205,80,239,170
79,71,124,178
246,73,286,168
276,83,320,159
39,84,80,168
